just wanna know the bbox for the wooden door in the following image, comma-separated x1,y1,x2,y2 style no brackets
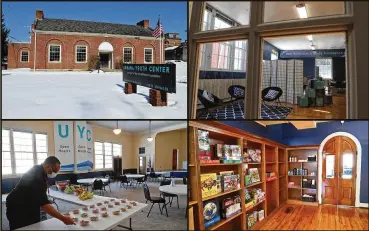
322,136,357,206
338,137,356,206
172,149,178,170
322,137,338,205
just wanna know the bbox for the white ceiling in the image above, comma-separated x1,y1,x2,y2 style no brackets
207,1,250,25
207,1,344,25
89,121,186,133
264,1,345,23
264,32,346,50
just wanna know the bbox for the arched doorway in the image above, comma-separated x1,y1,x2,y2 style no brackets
98,42,114,69
318,132,362,207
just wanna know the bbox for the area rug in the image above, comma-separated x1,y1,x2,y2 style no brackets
198,102,292,119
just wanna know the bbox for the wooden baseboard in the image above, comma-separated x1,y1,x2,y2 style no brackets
287,199,318,206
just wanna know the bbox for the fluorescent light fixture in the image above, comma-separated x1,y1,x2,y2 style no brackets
147,137,153,142
307,35,313,41
296,3,308,19
147,120,153,142
113,121,121,135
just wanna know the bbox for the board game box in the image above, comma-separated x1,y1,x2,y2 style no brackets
249,168,261,183
221,174,240,193
203,199,221,228
198,130,210,151
221,196,241,219
244,149,262,163
201,173,218,198
246,211,258,229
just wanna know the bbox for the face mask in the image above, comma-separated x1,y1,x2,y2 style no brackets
47,166,58,178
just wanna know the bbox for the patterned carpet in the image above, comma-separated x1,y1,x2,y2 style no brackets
1,181,187,230
198,102,293,119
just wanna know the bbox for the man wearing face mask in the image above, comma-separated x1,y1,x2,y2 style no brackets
6,156,75,230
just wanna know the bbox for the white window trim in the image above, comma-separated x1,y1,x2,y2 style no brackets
123,47,134,64
48,44,62,63
20,50,29,63
94,140,118,170
144,48,154,64
2,128,48,177
75,45,88,64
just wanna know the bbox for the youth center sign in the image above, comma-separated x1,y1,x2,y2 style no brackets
122,64,176,93
279,49,345,58
54,121,75,171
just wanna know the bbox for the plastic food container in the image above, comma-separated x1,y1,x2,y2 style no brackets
81,213,88,218
114,202,120,205
131,201,137,206
104,201,109,204
121,199,127,203
89,205,95,209
121,208,126,212
108,204,114,208
110,198,115,202
93,209,99,214
90,216,98,221
101,212,109,217
80,220,89,226
82,207,88,211
101,207,107,211
127,205,132,209
97,202,102,206
64,213,71,216
73,210,80,214
113,210,120,215
72,217,78,222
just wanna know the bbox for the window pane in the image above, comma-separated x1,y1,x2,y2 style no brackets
264,1,345,23
342,153,353,179
123,48,133,63
326,154,335,178
95,155,104,160
144,49,153,63
49,45,61,62
2,151,12,175
202,2,250,31
76,46,87,62
105,164,112,169
21,51,29,62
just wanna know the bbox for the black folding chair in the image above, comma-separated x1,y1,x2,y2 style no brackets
136,175,147,187
143,184,168,217
197,89,223,118
120,175,131,189
92,179,104,196
228,85,245,101
160,180,179,209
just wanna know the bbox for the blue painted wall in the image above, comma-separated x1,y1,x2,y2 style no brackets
263,41,280,61
220,120,368,203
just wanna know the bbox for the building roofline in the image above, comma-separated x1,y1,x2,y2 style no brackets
33,30,158,40
8,42,31,44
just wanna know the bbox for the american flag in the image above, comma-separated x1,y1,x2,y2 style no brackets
152,17,163,38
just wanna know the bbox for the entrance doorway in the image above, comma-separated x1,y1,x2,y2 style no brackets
172,149,179,170
139,156,146,174
99,52,112,69
322,136,357,206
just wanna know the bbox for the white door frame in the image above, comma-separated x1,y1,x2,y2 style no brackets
318,132,362,207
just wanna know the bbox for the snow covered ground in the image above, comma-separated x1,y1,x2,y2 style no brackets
2,62,187,119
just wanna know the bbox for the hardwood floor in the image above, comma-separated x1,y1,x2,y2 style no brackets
255,204,368,230
269,94,346,119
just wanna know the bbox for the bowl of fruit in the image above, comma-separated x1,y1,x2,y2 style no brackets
78,191,94,201
64,185,76,194
56,181,69,192
73,209,80,214
81,213,88,218
90,216,98,221
74,188,85,196
113,210,120,215
92,209,99,214
101,212,109,218
80,220,89,227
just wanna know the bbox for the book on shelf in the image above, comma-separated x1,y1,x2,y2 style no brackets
249,168,261,183
244,148,262,163
201,173,218,198
219,171,234,176
221,195,242,219
198,130,210,151
203,199,221,228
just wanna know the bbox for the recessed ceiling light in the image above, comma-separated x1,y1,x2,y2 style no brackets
296,3,308,19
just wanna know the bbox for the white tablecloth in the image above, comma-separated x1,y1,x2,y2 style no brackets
17,199,147,230
77,178,109,185
159,184,187,196
48,190,107,206
125,174,145,179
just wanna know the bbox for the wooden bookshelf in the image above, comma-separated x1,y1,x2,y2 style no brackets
188,121,307,230
287,147,319,206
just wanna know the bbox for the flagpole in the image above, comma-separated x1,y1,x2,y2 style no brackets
159,14,162,64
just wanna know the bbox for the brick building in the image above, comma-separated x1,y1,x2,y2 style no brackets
164,33,181,48
8,10,163,70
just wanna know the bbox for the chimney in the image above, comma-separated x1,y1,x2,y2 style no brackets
137,20,149,29
36,10,44,20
